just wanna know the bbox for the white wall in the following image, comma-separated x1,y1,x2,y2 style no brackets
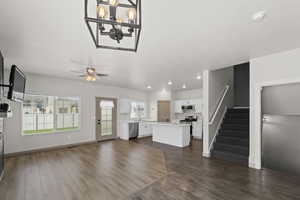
202,67,234,157
172,89,202,100
3,73,148,154
250,48,300,169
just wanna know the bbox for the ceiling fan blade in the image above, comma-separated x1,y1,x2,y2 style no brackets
96,73,109,77
78,75,86,77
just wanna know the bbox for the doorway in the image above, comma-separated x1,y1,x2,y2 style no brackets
157,100,170,122
95,97,117,141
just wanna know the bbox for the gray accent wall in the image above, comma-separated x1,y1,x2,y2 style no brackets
234,63,249,107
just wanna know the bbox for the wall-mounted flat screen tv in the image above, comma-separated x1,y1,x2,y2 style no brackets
7,65,26,102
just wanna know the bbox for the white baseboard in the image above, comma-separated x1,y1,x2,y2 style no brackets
5,140,97,157
202,151,211,158
193,136,202,140
249,161,261,169
138,134,152,138
248,160,261,169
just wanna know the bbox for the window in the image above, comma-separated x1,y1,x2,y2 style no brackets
100,100,114,136
23,94,80,135
130,101,146,119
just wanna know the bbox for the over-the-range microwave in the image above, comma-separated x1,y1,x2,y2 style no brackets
181,105,195,112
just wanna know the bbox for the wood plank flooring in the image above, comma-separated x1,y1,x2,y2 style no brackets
1,138,300,200
0,140,167,200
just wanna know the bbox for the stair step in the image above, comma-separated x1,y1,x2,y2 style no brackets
223,119,249,125
220,130,249,134
226,113,249,118
227,108,249,114
216,136,249,147
221,124,249,131
225,116,249,121
219,131,249,139
214,143,249,156
212,150,249,166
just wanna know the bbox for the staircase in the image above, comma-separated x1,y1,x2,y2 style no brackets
212,108,249,166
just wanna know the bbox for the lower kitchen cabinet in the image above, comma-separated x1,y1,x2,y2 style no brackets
139,122,153,137
192,121,203,139
120,121,153,140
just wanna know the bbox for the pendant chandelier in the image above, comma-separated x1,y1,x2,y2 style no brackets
84,0,142,52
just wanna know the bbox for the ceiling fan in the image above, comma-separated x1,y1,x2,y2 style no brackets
71,67,108,82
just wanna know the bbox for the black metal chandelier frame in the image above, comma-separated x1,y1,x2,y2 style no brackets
84,0,142,52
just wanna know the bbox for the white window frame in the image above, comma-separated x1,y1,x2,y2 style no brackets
22,94,81,136
130,101,146,119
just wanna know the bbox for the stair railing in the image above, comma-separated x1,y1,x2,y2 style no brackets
209,85,230,125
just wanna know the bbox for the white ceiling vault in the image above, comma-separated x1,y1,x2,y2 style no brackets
1,0,300,91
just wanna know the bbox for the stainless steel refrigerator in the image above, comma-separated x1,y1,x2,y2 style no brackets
262,83,300,175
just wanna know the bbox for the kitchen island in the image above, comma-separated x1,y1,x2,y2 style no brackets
152,123,191,147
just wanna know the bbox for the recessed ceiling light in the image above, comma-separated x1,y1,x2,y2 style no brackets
197,75,202,80
182,84,186,89
147,86,152,89
168,80,173,85
252,11,266,22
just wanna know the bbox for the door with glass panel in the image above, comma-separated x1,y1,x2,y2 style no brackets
96,97,117,141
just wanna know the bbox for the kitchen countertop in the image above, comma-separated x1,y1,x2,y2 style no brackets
120,120,195,127
151,122,190,127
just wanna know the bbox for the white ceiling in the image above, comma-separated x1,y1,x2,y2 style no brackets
1,0,300,91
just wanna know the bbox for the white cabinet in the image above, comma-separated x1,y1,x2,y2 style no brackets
174,100,183,113
120,121,129,140
194,99,202,113
120,99,131,114
120,121,153,140
138,122,153,137
173,98,202,113
192,121,203,139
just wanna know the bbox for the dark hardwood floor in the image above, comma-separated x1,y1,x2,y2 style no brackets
1,138,300,200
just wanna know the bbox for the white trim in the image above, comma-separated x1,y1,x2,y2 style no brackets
193,136,202,140
233,106,249,109
208,106,227,151
256,77,300,88
209,85,230,125
202,152,211,158
21,94,81,136
138,134,152,138
21,128,80,136
202,70,210,157
251,78,300,170
249,161,260,169
0,169,4,182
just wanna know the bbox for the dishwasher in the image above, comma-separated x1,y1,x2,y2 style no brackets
129,122,139,139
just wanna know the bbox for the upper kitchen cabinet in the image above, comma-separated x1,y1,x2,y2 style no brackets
194,99,203,113
173,98,203,113
174,100,183,113
120,99,131,114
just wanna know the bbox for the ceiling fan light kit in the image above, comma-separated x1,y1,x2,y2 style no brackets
72,66,109,81
84,0,142,52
